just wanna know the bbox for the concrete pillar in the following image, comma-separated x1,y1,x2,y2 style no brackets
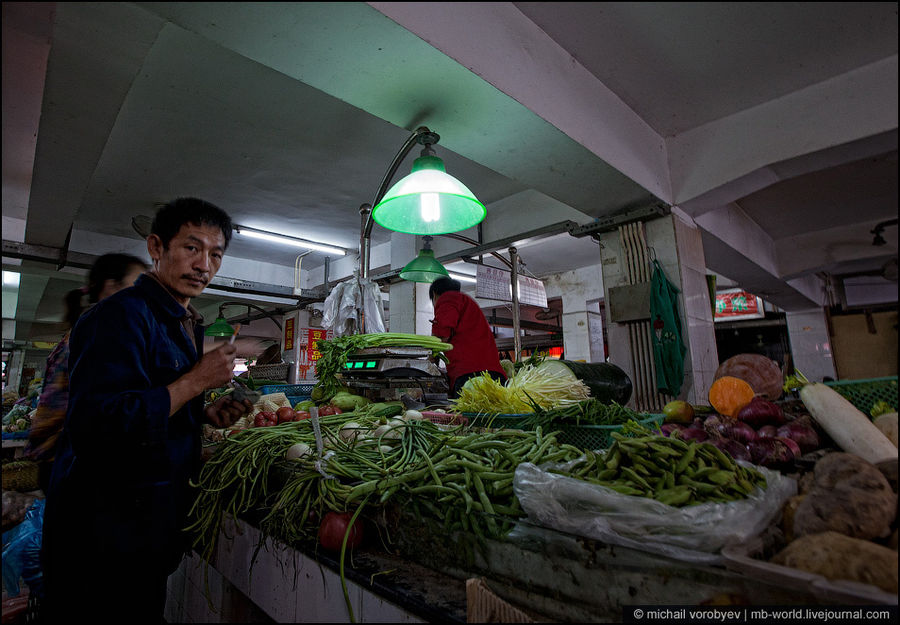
785,308,837,382
387,233,418,334
544,265,605,363
598,211,718,406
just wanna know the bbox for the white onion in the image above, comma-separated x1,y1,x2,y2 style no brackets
285,442,311,460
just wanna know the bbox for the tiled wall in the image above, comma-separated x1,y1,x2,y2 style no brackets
165,518,425,623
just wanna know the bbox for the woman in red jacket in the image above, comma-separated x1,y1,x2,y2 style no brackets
429,277,506,397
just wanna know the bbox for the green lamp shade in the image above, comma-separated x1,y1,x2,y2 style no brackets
205,315,236,337
399,248,450,283
371,155,487,235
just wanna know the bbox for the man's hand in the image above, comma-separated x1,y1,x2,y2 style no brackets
205,395,253,429
193,343,238,390
167,342,239,418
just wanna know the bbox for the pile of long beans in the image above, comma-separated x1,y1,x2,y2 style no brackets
260,421,584,547
550,421,767,507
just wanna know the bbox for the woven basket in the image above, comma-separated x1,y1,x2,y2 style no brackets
2,460,40,492
248,363,289,381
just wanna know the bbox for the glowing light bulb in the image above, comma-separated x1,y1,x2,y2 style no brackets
420,193,440,223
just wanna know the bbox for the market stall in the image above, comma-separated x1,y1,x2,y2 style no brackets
185,338,898,622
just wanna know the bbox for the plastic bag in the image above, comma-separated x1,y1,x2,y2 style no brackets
321,281,347,332
360,278,386,334
1,498,45,597
513,459,797,565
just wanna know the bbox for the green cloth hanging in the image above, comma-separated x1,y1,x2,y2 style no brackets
650,259,686,396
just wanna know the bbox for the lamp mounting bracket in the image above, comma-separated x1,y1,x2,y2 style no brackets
416,130,440,147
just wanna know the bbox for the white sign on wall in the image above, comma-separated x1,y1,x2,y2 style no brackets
475,265,548,308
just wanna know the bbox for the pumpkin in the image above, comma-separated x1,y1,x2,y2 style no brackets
708,376,756,418
714,353,783,400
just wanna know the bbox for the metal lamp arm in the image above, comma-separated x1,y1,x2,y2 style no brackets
219,301,283,331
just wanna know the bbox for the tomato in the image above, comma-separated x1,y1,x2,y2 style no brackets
318,405,334,416
294,410,311,421
254,411,278,427
317,511,363,552
276,406,295,423
331,406,343,415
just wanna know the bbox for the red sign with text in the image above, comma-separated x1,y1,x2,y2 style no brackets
307,329,327,361
284,318,295,351
715,289,764,321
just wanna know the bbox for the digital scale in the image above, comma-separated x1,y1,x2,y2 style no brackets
339,346,448,402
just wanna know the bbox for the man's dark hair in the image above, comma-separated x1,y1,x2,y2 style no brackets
150,197,234,249
429,277,461,300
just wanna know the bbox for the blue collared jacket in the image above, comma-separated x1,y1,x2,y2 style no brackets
43,274,206,574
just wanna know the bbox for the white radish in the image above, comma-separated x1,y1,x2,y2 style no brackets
794,377,898,464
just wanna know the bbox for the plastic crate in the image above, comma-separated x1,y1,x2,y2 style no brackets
461,413,530,429
824,376,898,415
259,383,317,397
548,414,665,450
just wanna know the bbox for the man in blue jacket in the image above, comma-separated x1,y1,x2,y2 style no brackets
40,198,252,623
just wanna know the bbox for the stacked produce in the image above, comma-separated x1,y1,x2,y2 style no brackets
551,421,768,507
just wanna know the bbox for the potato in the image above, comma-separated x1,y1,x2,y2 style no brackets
875,458,898,494
792,452,897,541
771,531,898,594
780,495,805,543
874,412,898,448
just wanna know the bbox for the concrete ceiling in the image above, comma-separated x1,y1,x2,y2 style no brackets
2,1,898,346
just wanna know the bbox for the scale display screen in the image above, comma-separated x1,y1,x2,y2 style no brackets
344,360,378,370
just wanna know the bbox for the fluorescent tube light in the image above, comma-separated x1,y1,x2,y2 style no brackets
2,271,20,287
236,226,346,256
448,271,477,284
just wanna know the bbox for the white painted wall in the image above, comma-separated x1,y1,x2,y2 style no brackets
785,308,838,383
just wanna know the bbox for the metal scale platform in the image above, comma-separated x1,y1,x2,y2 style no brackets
339,346,449,403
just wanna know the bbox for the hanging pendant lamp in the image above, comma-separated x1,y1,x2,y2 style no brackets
371,142,486,236
399,236,450,283
204,315,236,337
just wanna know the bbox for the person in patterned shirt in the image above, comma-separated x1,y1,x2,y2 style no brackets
25,253,147,492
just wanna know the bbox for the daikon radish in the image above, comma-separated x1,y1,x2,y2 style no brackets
785,372,898,465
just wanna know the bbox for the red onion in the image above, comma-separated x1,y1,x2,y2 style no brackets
677,427,709,443
776,422,820,455
703,414,738,438
757,425,779,438
747,438,795,469
735,397,786,428
774,436,802,459
710,437,752,463
660,423,684,437
702,415,757,444
730,421,759,444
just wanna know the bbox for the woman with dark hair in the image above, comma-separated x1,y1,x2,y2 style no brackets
25,253,148,492
429,276,506,397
